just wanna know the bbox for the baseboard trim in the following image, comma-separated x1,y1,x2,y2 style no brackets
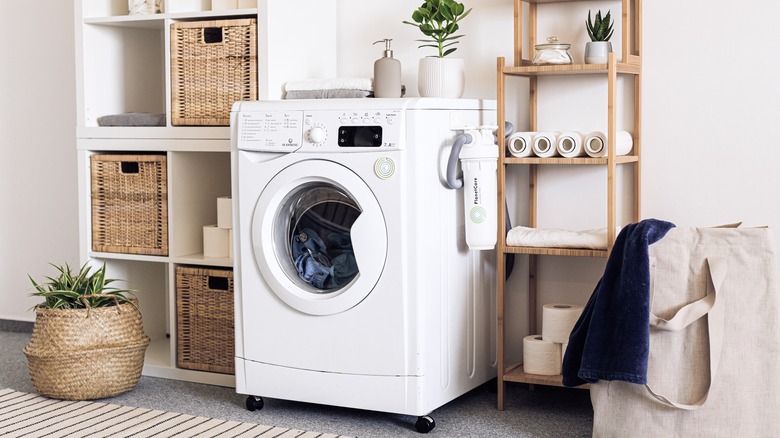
0,319,34,333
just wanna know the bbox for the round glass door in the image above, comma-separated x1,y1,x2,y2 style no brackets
252,160,387,315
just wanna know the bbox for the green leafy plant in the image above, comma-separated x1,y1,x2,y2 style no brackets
403,0,472,58
29,261,134,310
586,10,614,42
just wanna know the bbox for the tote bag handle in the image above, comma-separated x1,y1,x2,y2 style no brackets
645,257,727,410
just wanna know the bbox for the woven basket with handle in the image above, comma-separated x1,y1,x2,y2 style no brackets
23,295,150,400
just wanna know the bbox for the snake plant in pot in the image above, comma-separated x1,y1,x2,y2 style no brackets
403,0,472,98
23,261,150,400
584,9,614,64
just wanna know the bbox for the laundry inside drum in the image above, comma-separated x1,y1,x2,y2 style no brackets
287,184,362,293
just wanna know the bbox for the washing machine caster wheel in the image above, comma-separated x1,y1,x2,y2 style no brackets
245,396,264,412
415,415,435,433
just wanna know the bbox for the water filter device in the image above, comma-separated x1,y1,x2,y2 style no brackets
444,127,499,250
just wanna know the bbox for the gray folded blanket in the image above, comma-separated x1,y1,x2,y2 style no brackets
285,89,373,99
97,112,165,127
284,85,406,100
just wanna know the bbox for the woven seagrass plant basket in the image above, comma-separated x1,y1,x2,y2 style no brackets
24,299,150,400
23,263,150,401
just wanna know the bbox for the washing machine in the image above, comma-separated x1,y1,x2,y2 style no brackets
231,98,497,432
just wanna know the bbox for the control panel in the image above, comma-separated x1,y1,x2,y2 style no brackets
236,109,403,152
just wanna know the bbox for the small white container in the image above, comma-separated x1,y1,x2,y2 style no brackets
203,224,231,258
217,196,233,229
211,0,238,11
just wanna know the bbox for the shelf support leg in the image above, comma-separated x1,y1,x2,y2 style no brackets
496,56,507,411
607,53,618,255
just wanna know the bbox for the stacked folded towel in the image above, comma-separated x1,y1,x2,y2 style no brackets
506,226,619,250
284,78,374,99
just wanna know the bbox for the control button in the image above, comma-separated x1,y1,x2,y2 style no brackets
308,126,327,144
387,118,394,124
374,157,396,180
340,118,348,124
304,118,312,126
351,118,359,124
363,118,371,123
374,118,382,124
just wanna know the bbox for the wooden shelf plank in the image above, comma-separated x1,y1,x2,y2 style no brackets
504,363,589,389
503,246,609,258
505,156,639,165
503,62,640,77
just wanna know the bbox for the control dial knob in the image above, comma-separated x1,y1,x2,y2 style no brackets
308,125,327,144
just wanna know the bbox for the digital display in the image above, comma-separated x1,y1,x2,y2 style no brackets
338,126,382,147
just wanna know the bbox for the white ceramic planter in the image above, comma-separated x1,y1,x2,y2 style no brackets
417,57,465,98
584,41,613,64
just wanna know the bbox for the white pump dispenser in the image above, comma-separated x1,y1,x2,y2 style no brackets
373,39,402,98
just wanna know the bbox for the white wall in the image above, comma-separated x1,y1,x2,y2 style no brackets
3,1,780,341
336,0,514,100
0,1,78,321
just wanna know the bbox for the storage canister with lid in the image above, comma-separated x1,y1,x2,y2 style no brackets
532,36,573,65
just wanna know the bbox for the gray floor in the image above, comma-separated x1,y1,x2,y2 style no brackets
1,329,593,437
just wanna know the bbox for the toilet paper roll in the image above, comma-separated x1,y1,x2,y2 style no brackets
507,132,534,158
523,335,562,375
532,132,560,158
584,131,633,158
556,131,586,158
562,342,569,366
542,303,584,344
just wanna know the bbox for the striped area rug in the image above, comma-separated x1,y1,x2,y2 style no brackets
0,389,352,438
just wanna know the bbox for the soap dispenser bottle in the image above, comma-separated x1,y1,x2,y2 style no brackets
373,39,402,98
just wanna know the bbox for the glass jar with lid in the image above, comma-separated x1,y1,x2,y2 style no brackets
532,36,573,65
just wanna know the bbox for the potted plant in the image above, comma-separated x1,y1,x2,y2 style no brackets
403,0,472,98
23,261,150,400
584,9,614,64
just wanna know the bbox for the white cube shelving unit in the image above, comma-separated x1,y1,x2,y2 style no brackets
74,0,337,386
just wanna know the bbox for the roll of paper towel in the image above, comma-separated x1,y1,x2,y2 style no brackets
532,132,560,158
523,335,562,375
556,131,586,158
584,131,633,158
507,132,534,158
542,303,584,344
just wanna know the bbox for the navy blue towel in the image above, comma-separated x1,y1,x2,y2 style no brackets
562,218,676,387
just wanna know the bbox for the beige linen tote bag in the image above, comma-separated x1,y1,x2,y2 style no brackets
590,226,780,437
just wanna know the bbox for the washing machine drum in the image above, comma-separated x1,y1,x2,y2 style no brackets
287,185,360,291
251,160,388,315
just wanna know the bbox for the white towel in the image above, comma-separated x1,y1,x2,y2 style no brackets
284,78,374,92
506,226,617,250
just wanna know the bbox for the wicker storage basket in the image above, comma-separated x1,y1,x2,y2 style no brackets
170,18,257,126
91,154,168,256
23,301,150,400
176,266,235,374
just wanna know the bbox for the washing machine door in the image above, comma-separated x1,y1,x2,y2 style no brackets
252,159,387,315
